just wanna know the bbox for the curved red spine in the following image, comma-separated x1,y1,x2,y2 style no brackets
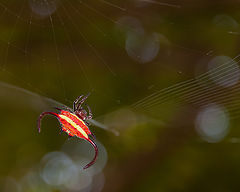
38,110,98,169
38,112,59,133
83,138,99,169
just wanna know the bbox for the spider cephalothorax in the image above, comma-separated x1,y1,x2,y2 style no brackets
38,93,98,169
73,94,93,121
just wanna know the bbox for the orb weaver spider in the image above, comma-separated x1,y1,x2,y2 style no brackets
38,93,98,169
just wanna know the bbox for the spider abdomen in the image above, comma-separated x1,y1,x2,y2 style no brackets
38,94,98,169
58,110,91,139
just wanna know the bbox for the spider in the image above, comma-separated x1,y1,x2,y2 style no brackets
38,93,98,169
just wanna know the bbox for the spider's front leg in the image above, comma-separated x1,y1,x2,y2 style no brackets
73,95,84,111
86,104,93,120
76,93,91,111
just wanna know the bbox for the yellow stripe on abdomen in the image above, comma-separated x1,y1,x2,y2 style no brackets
59,114,88,139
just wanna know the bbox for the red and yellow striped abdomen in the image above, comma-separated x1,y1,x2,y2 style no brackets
58,110,91,139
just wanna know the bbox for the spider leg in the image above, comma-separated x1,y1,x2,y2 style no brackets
38,112,58,133
73,95,84,111
76,92,91,111
83,138,98,169
86,104,93,120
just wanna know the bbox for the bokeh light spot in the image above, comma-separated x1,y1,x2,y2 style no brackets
41,152,74,186
195,104,229,143
29,0,58,17
125,31,160,63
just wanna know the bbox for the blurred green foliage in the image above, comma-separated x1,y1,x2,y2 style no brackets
1,0,240,191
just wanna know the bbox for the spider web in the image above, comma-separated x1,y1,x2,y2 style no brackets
2,0,240,191
0,1,170,86
1,0,240,144
0,0,183,124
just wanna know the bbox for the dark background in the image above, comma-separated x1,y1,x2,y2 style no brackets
1,0,240,191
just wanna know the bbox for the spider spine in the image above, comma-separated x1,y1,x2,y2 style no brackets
37,94,98,169
38,111,58,133
83,138,98,169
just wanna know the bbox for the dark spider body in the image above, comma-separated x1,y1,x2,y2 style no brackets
38,93,98,169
